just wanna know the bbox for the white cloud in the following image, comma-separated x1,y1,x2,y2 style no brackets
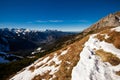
35,20,63,23
35,20,47,23
48,20,63,22
29,19,88,23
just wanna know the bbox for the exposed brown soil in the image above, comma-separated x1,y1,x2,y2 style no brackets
116,71,120,76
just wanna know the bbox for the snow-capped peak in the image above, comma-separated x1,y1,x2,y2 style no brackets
24,29,30,32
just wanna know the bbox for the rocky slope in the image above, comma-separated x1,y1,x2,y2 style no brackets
10,12,120,80
83,11,120,33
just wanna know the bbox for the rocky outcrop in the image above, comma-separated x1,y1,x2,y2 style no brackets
84,12,120,33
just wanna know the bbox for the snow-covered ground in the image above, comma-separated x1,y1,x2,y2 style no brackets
10,26,120,80
111,26,120,32
72,33,120,80
31,47,45,55
10,49,68,80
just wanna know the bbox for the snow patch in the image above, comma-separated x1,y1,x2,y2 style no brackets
35,57,50,67
99,41,120,58
66,61,71,64
100,34,110,39
37,47,41,51
111,26,120,32
104,34,109,39
10,50,66,80
61,49,68,55
51,54,62,65
31,52,35,55
72,34,120,80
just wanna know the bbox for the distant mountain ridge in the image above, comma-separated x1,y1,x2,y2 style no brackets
0,28,74,60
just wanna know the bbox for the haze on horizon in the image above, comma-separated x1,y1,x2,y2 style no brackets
0,0,120,32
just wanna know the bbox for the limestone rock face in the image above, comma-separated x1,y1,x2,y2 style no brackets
84,12,120,33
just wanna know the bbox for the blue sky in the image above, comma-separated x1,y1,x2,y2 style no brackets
0,0,120,31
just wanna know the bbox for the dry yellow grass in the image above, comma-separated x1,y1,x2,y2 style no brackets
30,27,120,79
29,66,35,72
52,35,89,80
31,35,89,80
107,31,120,49
96,49,120,66
95,34,106,41
116,71,120,76
95,28,120,49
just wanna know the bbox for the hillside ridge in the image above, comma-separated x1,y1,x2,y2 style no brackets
9,11,120,80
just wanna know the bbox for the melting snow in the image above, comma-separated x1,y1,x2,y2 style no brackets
51,54,62,65
111,26,120,32
66,61,71,64
61,49,68,55
72,34,120,80
31,52,35,55
100,34,109,39
104,34,109,39
10,50,67,80
36,47,41,51
11,57,60,80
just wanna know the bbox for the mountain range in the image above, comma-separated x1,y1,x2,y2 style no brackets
0,29,75,63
